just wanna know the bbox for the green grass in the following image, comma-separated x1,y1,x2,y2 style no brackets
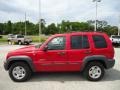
0,35,7,43
0,38,7,45
29,35,48,42
0,38,7,42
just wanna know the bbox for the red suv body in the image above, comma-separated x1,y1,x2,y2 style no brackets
4,32,115,82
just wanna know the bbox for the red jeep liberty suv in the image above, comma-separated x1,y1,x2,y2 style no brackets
4,32,115,82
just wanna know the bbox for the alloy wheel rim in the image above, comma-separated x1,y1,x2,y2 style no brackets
12,66,26,80
19,42,21,45
89,66,102,79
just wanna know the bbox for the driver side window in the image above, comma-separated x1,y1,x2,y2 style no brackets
47,36,66,50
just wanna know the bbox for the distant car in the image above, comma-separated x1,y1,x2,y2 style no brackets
8,34,13,37
4,32,115,82
110,35,120,47
8,34,14,39
8,34,32,45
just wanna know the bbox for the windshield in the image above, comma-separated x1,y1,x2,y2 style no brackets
8,35,14,38
112,36,120,39
17,35,24,38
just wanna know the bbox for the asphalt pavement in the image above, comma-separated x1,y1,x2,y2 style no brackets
0,45,120,90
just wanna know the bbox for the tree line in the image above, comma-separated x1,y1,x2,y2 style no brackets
0,19,118,36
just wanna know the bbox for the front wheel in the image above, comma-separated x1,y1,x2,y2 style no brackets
83,62,104,81
9,62,32,82
8,40,12,45
18,41,22,45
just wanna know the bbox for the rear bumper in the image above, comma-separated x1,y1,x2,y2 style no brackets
24,41,32,43
105,59,115,69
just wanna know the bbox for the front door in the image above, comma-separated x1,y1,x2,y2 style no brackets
36,36,68,71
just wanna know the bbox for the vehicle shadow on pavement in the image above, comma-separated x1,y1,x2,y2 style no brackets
102,69,120,81
30,72,85,82
29,69,120,82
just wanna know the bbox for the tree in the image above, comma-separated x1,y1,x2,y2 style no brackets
46,23,58,35
5,20,12,34
87,20,108,31
25,21,36,35
0,19,118,36
35,19,46,35
103,25,118,36
0,23,4,34
59,20,94,32
41,19,46,34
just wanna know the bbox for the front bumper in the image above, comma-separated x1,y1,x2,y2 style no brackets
4,61,8,71
105,59,115,69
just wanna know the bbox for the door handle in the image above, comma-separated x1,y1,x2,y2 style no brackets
84,50,92,54
57,52,66,55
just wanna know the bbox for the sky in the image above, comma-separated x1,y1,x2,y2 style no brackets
0,0,120,26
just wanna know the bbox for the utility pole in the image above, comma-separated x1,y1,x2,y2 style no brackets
39,0,41,42
118,15,120,35
118,28,120,36
25,12,27,36
93,0,101,32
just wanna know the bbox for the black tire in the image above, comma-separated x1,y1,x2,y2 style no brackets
83,61,104,81
18,41,22,45
8,40,12,45
26,42,30,45
9,62,32,82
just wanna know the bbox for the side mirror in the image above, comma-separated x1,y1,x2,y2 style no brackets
43,46,48,51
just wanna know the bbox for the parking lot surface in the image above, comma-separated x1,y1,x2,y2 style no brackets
0,45,120,90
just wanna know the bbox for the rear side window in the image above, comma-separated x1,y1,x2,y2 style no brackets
92,35,107,48
71,35,90,49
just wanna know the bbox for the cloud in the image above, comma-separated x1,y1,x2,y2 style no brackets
0,0,120,26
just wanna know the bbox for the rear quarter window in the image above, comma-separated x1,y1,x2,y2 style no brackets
92,35,107,48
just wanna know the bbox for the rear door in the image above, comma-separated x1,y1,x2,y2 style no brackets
67,34,92,71
92,34,111,58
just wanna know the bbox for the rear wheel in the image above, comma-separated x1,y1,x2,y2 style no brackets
9,62,32,82
26,42,30,45
83,62,104,81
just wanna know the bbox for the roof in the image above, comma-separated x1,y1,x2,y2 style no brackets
54,31,106,36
